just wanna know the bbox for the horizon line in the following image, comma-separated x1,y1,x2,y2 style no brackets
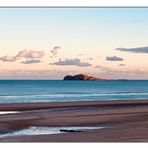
0,79,148,80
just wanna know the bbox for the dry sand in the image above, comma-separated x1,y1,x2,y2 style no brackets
0,100,148,142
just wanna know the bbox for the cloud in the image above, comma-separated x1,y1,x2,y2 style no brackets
51,58,92,67
94,65,111,71
0,56,17,62
94,65,102,68
106,56,123,61
133,19,139,23
78,54,93,61
78,54,87,56
88,58,93,60
16,49,45,59
119,64,125,66
21,59,42,64
116,46,148,53
93,65,146,79
50,46,61,56
0,69,83,79
0,49,45,62
1,68,148,80
53,46,61,50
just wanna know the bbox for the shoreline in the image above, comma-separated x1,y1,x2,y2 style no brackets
1,99,148,111
0,99,148,142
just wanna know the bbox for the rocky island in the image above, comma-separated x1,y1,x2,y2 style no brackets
63,74,107,81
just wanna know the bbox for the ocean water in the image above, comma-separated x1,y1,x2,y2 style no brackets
0,80,148,103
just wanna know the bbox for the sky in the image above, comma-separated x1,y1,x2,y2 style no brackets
0,8,148,79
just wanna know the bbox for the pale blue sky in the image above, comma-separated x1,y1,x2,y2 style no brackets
0,8,148,79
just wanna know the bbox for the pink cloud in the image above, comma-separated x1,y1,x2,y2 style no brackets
17,49,45,59
0,56,17,62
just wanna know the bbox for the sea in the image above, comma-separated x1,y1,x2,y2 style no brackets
0,80,148,103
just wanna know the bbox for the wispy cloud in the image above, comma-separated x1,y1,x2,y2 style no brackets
78,54,87,56
116,46,148,53
94,65,102,68
16,49,45,59
50,46,61,56
0,56,17,62
21,59,42,64
106,56,123,61
94,65,111,71
51,58,92,67
93,65,148,79
118,64,126,66
88,58,93,60
133,19,139,23
78,54,93,61
0,69,82,79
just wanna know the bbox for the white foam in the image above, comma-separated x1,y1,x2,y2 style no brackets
0,111,19,115
1,92,148,99
1,92,147,103
0,126,106,138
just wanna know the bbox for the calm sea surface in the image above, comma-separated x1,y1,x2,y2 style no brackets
0,80,148,103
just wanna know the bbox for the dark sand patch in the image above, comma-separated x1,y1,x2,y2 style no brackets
0,99,148,142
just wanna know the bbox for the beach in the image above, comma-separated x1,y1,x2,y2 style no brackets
1,6,148,144
0,99,148,142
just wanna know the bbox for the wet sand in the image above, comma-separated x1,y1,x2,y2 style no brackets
0,99,148,142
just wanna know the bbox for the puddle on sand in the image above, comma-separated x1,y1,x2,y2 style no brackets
0,111,19,115
0,126,107,138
